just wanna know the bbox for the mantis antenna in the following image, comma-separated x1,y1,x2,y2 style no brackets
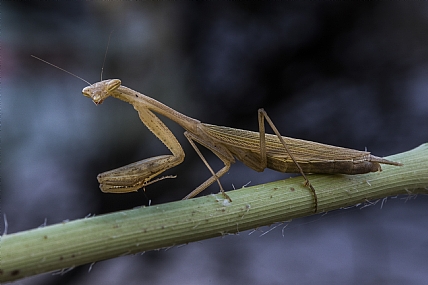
33,31,114,85
101,30,114,81
30,55,92,86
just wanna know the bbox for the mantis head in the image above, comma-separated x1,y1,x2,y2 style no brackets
82,79,122,105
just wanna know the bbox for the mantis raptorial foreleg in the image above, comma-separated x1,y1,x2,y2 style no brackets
97,156,180,193
97,104,185,193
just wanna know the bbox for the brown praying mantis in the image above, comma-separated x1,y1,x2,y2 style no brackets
82,79,402,213
32,55,402,213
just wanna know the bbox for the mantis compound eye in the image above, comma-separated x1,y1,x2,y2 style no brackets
81,86,92,98
81,85,104,105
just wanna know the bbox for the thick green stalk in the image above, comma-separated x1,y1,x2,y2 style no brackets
1,144,427,282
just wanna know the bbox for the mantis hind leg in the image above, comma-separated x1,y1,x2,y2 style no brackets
258,109,318,213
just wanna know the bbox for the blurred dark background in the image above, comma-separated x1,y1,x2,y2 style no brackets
3,2,428,284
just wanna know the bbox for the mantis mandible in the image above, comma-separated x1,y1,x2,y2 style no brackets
80,79,402,213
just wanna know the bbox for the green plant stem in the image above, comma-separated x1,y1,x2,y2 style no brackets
1,144,428,282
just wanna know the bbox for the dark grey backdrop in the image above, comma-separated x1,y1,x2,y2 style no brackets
3,2,428,284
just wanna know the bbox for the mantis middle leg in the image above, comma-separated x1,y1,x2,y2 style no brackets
182,131,234,201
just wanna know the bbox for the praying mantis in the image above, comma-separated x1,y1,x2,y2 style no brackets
81,79,402,213
31,55,402,213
